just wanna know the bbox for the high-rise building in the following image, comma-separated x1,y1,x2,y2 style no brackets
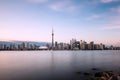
30,44,34,50
0,44,3,50
10,44,13,50
80,40,86,50
10,44,16,50
75,41,80,49
59,42,64,50
46,44,50,50
4,44,7,50
52,28,54,50
27,43,29,49
99,43,105,50
55,41,58,49
89,41,94,50
21,42,25,50
65,44,70,50
70,39,76,49
18,44,21,50
80,40,82,50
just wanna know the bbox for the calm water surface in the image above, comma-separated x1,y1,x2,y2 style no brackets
0,50,120,80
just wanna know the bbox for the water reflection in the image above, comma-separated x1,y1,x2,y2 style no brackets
0,51,120,80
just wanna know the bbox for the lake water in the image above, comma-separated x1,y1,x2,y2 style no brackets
0,50,120,80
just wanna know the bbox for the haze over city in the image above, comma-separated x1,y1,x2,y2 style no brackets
0,0,120,46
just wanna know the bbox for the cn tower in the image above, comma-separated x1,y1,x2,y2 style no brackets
52,28,54,50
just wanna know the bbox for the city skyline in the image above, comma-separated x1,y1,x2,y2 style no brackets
0,0,120,46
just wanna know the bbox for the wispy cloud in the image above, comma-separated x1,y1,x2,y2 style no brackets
49,1,66,11
111,6,120,13
86,14,101,20
100,0,120,3
100,0,115,3
27,0,49,3
101,25,120,30
93,0,119,4
49,0,77,12
100,19,120,30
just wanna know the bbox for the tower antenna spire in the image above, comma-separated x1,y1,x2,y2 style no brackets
52,27,54,34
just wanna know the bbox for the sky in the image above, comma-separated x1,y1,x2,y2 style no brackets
0,0,120,46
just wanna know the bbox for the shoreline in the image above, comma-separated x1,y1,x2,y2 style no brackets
0,50,120,51
75,68,120,80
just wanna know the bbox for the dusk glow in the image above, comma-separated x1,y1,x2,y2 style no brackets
0,0,120,46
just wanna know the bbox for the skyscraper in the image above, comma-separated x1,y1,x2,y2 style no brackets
27,43,29,50
70,39,76,49
55,41,58,49
0,44,3,50
52,28,54,50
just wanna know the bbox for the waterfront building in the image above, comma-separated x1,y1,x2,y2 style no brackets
57,44,62,50
27,43,29,50
39,46,48,50
94,44,101,50
4,44,7,50
66,44,71,50
21,42,25,50
75,41,80,49
89,41,94,50
18,44,21,50
84,43,88,50
99,43,105,50
55,41,58,49
46,44,50,50
10,44,14,50
80,40,86,50
0,44,3,50
30,44,33,50
80,40,82,50
59,42,64,50
63,43,69,50
70,39,76,49
109,45,114,50
10,43,15,50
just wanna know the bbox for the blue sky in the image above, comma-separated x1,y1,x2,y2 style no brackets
0,0,120,46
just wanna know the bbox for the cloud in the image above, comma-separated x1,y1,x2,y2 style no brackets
99,14,120,30
100,0,120,3
100,13,120,30
49,0,77,12
101,25,120,30
98,5,120,30
49,1,66,11
111,6,120,13
100,0,115,3
93,0,119,3
27,0,49,3
86,14,101,20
